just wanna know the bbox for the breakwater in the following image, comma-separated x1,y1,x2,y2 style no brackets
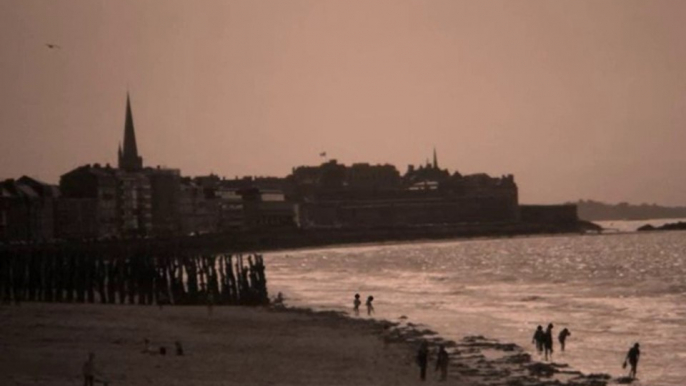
170,221,587,252
0,240,268,306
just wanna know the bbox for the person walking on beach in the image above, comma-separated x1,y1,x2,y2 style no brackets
417,340,429,381
366,295,374,316
353,293,361,316
544,323,554,361
532,325,544,355
273,292,285,308
558,328,571,352
435,344,449,381
83,352,96,386
83,352,109,386
623,342,640,379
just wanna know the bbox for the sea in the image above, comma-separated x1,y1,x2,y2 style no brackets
263,219,686,386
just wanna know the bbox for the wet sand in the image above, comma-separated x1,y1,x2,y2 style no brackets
0,303,611,386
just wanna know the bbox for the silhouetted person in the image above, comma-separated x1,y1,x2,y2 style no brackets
366,295,374,316
272,292,285,309
624,343,640,379
532,325,544,355
83,352,95,386
435,345,449,381
353,293,361,316
558,328,571,351
544,323,554,361
175,341,184,356
417,340,429,381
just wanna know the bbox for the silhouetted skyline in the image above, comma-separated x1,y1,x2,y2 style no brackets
2,1,686,205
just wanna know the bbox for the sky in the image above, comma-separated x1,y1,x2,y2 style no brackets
1,0,685,205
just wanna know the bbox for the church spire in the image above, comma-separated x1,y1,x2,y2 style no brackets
433,147,438,169
118,93,143,171
123,93,138,158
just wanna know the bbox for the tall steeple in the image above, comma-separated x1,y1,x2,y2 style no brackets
118,93,143,171
432,147,438,169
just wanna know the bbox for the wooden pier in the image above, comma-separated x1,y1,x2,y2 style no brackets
0,239,268,306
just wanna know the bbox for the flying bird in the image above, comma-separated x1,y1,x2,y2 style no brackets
45,44,61,49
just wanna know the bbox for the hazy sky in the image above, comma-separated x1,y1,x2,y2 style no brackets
1,1,685,205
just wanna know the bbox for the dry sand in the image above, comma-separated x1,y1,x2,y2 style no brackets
0,303,611,386
1,303,452,386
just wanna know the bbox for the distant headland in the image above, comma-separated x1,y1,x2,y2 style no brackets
571,200,686,221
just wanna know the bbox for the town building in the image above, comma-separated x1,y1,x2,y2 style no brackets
116,170,152,235
5,91,580,241
239,188,295,228
178,178,219,235
58,95,152,238
0,177,58,242
146,167,182,235
288,150,520,228
58,164,118,239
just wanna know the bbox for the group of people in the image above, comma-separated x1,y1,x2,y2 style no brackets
531,323,570,361
416,340,449,382
142,338,185,356
82,339,186,385
352,293,374,316
532,323,641,379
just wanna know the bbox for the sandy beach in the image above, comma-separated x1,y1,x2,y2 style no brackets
0,303,444,386
0,303,612,386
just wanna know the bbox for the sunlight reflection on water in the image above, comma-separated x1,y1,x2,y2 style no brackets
264,231,686,386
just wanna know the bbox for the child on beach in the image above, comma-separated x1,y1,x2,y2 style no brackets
416,340,429,381
82,352,108,386
83,352,95,386
544,323,554,361
435,345,449,381
273,292,285,308
353,294,361,316
417,340,429,381
366,295,374,316
623,342,640,379
532,325,544,355
558,328,571,352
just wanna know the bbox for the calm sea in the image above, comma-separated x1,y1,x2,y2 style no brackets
264,224,686,386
